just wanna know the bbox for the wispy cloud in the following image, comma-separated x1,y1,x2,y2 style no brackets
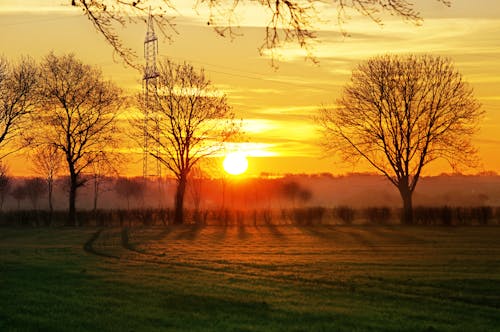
0,1,74,13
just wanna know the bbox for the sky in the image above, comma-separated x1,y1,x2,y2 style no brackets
1,0,499,177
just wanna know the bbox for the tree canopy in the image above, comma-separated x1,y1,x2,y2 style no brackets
37,53,123,225
146,60,239,223
318,54,483,223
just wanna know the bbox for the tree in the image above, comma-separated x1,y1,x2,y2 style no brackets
0,162,11,210
69,0,452,67
24,178,47,210
281,180,313,207
189,166,208,223
11,184,28,210
114,177,144,209
37,53,122,226
88,152,120,212
31,145,63,221
146,60,238,224
0,56,38,158
318,54,483,224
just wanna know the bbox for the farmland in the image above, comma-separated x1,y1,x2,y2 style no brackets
1,225,499,331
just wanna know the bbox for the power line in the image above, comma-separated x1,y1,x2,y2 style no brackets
167,55,336,92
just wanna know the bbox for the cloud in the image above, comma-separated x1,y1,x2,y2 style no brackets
262,18,500,63
0,1,74,13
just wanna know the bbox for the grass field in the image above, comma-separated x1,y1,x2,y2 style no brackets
1,225,499,331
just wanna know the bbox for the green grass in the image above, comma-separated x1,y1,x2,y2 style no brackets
1,225,499,331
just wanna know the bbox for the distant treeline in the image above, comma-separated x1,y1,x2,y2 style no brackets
1,206,499,227
1,172,500,212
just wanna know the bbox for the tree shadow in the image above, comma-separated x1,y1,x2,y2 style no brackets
173,223,204,241
237,224,250,240
261,223,286,240
368,226,424,244
294,224,341,241
336,227,377,249
212,224,228,243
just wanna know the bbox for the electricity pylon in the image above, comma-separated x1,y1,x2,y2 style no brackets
142,8,159,179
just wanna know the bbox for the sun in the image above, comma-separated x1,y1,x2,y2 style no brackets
223,152,248,175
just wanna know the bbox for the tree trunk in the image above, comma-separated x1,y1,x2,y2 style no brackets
93,176,99,213
47,181,53,226
174,175,187,224
68,173,78,226
399,186,414,224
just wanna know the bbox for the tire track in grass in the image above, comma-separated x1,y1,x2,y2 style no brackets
125,226,365,292
120,227,166,257
83,228,120,259
82,227,357,292
82,226,500,310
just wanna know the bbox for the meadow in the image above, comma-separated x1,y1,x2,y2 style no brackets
1,224,499,331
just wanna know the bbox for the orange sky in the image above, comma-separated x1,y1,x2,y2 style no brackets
1,0,499,177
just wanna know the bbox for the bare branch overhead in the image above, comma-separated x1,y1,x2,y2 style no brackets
70,0,453,67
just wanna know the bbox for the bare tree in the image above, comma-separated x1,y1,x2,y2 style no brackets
31,145,63,221
0,56,38,158
37,53,122,226
281,181,301,207
146,60,238,224
281,180,313,207
318,54,483,224
88,152,120,212
24,178,47,210
0,162,11,210
114,177,145,209
11,183,28,210
68,0,452,66
188,166,208,222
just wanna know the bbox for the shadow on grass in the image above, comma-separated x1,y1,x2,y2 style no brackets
238,225,250,240
0,261,344,332
335,227,377,248
294,224,342,241
368,226,426,244
212,224,228,243
173,223,204,241
83,228,119,259
262,223,286,240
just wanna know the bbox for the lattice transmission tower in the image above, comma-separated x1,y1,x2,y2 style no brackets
142,8,160,179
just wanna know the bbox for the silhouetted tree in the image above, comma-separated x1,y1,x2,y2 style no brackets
298,188,312,205
68,0,452,66
25,178,47,210
0,56,38,158
146,60,238,224
0,162,11,210
281,181,313,207
281,181,301,207
11,184,28,210
31,145,63,221
188,166,206,221
318,54,483,224
114,177,145,209
37,53,122,226
88,152,120,212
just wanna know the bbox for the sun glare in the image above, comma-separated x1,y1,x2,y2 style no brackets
223,153,248,175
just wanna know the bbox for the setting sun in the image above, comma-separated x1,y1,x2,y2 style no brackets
223,152,249,175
